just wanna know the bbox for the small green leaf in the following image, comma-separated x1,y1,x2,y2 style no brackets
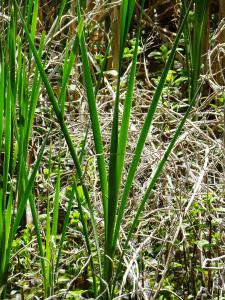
196,240,209,250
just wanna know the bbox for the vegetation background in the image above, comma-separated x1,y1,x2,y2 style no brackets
0,0,224,299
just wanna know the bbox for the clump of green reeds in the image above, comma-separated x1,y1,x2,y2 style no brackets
0,0,209,298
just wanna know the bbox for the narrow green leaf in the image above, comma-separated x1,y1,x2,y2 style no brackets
113,0,145,249
24,32,46,160
28,0,39,65
52,164,60,240
0,193,13,274
77,3,108,222
55,184,76,272
0,62,4,150
2,84,11,212
58,18,84,116
113,81,201,295
6,129,50,267
4,193,13,252
14,0,101,286
113,2,193,250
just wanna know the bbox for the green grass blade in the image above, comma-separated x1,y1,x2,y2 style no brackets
113,1,192,250
181,0,192,98
113,0,145,250
8,130,50,250
29,192,49,296
78,123,89,164
95,42,110,96
28,0,39,65
52,164,60,240
102,0,141,291
24,32,46,159
77,3,108,221
73,181,97,296
45,190,51,296
13,0,83,184
45,143,52,296
3,129,50,292
0,61,4,151
8,6,16,94
59,42,69,116
20,154,49,296
26,0,33,30
30,0,38,43
2,84,11,213
104,1,145,287
56,177,99,297
14,0,102,279
120,0,136,53
190,0,209,99
113,83,202,293
1,192,13,276
55,184,76,273
120,0,128,53
0,190,3,279
58,19,84,116
4,192,13,252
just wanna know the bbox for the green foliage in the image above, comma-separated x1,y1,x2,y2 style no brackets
1,0,218,299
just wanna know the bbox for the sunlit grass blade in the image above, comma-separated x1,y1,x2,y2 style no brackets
30,0,38,43
0,61,4,158
45,182,51,296
24,31,46,159
52,163,60,241
12,0,84,193
113,2,193,251
8,6,16,93
7,130,50,249
2,129,50,297
190,0,209,99
2,83,11,213
113,83,202,296
45,144,52,296
0,192,13,293
77,3,108,221
14,0,101,285
56,177,99,297
113,0,145,254
73,181,98,296
17,66,27,196
120,0,136,55
26,0,34,29
55,184,76,273
4,193,13,252
181,0,192,97
28,0,38,65
59,42,69,116
105,0,138,279
58,19,84,116
95,42,110,96
0,191,3,271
